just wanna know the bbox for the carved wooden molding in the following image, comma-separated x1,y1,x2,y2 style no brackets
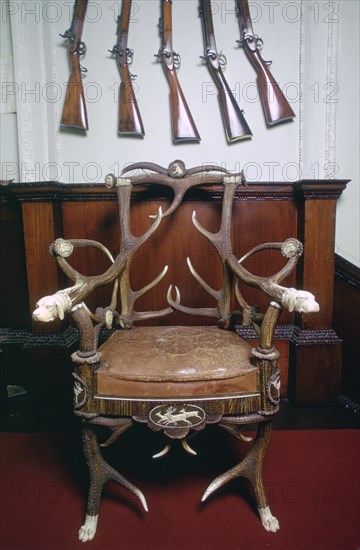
0,179,349,204
0,326,78,348
290,327,342,346
0,323,295,349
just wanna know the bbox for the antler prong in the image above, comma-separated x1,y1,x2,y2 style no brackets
167,284,219,318
116,197,173,324
187,257,220,300
153,443,172,459
132,307,173,322
120,264,172,325
189,193,235,321
192,210,214,241
141,205,162,238
167,284,181,307
134,265,169,300
149,192,186,219
234,280,248,310
148,205,164,220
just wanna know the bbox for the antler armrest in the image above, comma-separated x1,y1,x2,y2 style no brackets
226,238,320,314
33,185,165,325
32,237,123,324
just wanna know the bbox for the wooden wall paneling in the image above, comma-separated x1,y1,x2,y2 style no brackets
289,342,342,405
61,200,120,314
298,198,337,329
289,182,348,405
0,198,30,328
21,201,64,333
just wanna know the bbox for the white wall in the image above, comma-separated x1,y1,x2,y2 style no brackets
334,0,359,267
56,0,300,182
4,0,300,182
0,2,19,182
1,0,359,266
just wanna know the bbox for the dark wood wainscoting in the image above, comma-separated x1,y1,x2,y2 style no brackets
333,254,360,414
0,178,349,418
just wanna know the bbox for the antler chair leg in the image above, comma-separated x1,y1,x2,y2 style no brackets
79,424,148,542
202,419,279,533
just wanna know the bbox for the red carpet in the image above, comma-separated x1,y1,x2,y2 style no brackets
0,428,359,550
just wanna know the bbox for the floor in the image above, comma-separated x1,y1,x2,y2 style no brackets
274,398,360,430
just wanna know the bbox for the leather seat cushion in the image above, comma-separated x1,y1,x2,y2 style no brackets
96,326,258,398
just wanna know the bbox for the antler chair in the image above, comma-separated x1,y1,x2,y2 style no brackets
33,161,319,542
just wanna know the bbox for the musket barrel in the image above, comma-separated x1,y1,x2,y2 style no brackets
120,0,131,34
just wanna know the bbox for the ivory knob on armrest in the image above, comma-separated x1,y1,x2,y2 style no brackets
281,288,320,313
32,291,72,322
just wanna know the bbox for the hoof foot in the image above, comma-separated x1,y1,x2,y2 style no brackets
258,506,280,533
79,514,98,542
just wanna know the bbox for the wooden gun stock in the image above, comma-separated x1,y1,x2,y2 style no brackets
118,71,145,136
165,68,201,142
249,50,295,126
214,69,252,141
61,53,88,130
113,0,145,137
60,0,89,130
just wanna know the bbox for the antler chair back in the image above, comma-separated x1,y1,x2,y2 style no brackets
33,161,319,542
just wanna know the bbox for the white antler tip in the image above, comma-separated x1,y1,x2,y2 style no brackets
139,493,148,512
186,257,196,277
167,285,181,305
149,206,163,220
167,285,173,302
